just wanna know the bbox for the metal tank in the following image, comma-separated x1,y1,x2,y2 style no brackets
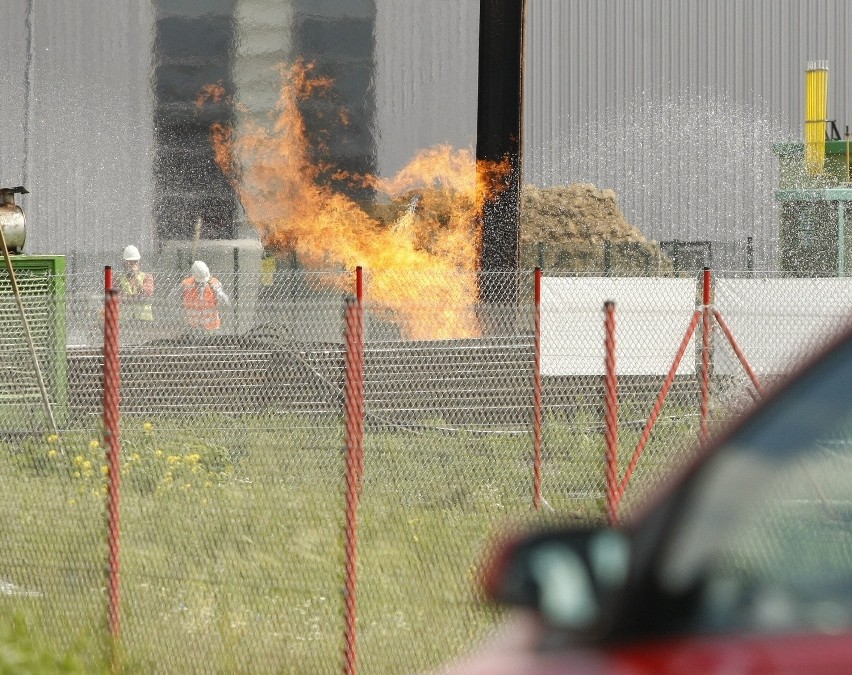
0,186,28,254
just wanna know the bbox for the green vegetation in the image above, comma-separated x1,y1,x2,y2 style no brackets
0,614,97,674
0,406,702,673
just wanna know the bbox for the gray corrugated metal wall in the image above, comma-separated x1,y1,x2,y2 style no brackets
375,0,480,177
524,0,852,269
0,1,154,264
0,4,28,191
2,1,850,271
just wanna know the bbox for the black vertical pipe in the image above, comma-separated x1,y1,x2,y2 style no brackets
476,0,526,301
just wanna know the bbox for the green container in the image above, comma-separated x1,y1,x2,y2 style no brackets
0,255,67,431
773,142,852,276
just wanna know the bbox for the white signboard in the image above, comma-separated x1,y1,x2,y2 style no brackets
714,278,852,375
541,277,698,376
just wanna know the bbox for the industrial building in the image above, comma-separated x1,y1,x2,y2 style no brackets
0,0,850,274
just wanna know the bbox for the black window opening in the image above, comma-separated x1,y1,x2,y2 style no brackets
153,2,237,242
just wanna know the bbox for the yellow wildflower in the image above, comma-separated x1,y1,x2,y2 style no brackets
154,449,163,458
167,455,181,465
47,449,57,458
143,422,153,433
89,439,100,450
101,465,109,476
130,453,140,462
47,434,59,444
74,455,84,465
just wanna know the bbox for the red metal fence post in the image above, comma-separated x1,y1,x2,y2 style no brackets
342,295,364,675
532,268,542,510
603,301,619,526
617,309,702,501
700,268,712,444
104,265,112,292
712,309,765,397
102,288,122,669
355,266,364,488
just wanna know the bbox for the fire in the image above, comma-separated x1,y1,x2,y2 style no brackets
203,61,508,340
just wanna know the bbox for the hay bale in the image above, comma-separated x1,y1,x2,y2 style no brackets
367,183,673,274
520,184,673,274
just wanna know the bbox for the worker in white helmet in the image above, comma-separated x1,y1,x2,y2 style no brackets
117,245,154,327
181,260,229,332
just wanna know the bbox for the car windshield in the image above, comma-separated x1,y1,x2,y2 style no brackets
658,333,852,635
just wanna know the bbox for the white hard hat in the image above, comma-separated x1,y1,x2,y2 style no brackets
123,245,141,261
191,260,210,283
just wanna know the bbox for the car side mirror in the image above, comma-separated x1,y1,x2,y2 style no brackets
484,528,632,637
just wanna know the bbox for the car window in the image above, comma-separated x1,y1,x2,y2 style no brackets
701,430,852,634
658,337,852,636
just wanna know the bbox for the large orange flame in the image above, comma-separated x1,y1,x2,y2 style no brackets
203,61,508,340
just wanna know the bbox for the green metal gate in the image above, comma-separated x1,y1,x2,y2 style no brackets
0,255,67,431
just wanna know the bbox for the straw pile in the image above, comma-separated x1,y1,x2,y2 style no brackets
520,183,673,273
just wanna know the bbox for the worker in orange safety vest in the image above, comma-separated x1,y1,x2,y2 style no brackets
181,260,229,331
117,244,154,324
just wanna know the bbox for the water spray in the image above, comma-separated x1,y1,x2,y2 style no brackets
775,60,852,277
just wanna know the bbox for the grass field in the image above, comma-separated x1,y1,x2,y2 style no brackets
0,405,703,673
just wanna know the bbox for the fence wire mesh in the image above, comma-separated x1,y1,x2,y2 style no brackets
0,265,850,672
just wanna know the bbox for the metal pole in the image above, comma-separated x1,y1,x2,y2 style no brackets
342,296,363,675
838,202,846,276
532,268,542,510
0,224,57,434
618,310,702,500
746,236,754,277
355,266,364,487
102,288,122,669
712,309,765,398
603,301,619,525
700,268,712,444
476,0,526,304
233,246,240,331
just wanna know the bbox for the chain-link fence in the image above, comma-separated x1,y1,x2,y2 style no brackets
0,264,851,672
522,237,760,276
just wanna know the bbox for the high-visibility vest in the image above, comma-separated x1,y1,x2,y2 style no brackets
118,271,154,322
182,277,222,330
